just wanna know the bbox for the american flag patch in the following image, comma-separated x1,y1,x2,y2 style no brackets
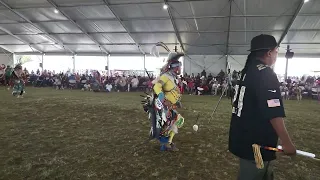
267,99,281,107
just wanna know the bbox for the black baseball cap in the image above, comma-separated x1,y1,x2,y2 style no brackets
248,34,279,52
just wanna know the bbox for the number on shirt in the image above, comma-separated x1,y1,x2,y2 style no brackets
237,86,246,117
233,85,239,103
232,85,246,117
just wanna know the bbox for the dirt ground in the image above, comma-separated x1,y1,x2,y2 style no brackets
0,88,319,180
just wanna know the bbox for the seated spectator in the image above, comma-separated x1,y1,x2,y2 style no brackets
68,74,77,89
106,83,112,92
187,79,194,95
119,75,127,92
54,76,62,90
35,75,45,87
83,82,91,91
131,76,139,91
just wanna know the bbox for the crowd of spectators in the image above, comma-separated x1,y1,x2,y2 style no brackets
21,69,153,92
279,75,320,100
1,65,319,100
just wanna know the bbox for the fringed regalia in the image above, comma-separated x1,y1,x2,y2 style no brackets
11,64,25,98
0,64,5,84
142,51,185,151
4,65,13,87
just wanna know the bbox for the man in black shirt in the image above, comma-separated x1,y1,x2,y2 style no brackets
228,34,296,180
201,69,206,77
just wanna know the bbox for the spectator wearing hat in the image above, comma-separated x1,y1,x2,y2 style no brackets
228,34,296,180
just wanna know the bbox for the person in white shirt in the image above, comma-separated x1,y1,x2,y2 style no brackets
211,81,220,95
105,83,112,92
294,84,302,101
83,82,91,91
222,81,228,96
54,76,62,90
131,76,139,91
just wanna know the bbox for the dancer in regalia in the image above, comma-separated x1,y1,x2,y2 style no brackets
11,64,25,98
0,64,5,85
143,51,185,151
4,65,13,88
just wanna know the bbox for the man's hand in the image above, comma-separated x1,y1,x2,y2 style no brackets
281,142,297,156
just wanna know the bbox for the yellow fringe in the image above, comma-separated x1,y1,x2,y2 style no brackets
252,144,264,169
168,131,175,144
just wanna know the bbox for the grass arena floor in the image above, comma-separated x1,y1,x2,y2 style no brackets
0,87,319,180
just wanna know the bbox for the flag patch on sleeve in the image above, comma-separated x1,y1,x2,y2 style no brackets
267,99,281,107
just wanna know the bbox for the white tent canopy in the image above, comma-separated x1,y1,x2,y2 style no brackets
0,0,319,74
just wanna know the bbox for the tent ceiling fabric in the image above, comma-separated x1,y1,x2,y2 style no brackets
0,0,318,57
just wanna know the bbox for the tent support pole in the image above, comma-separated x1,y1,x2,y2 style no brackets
143,54,146,76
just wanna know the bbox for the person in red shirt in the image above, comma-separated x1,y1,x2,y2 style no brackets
178,77,184,94
187,79,194,94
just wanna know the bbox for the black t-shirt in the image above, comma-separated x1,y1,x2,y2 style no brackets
228,60,285,161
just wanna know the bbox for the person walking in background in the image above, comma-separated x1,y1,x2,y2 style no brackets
294,84,302,101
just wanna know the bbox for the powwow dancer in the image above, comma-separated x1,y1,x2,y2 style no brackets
142,50,185,151
0,64,5,85
4,65,13,89
11,64,25,98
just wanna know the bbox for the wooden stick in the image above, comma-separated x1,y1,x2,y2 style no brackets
252,144,319,169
